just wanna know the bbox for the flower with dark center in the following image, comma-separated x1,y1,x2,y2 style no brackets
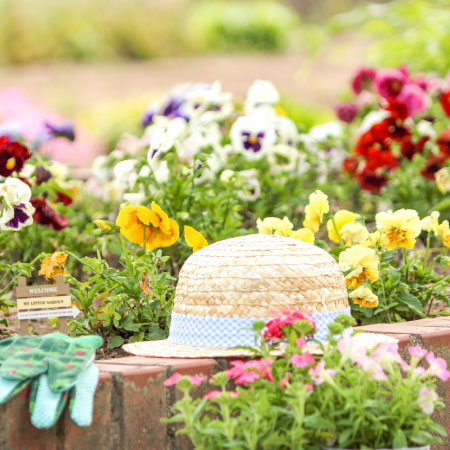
351,66,376,95
44,121,75,141
401,137,429,160
3,203,34,230
241,131,265,153
357,169,388,193
420,155,447,181
0,136,31,177
436,129,450,158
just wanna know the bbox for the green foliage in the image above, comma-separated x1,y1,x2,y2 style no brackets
328,0,450,75
185,0,300,52
66,238,175,347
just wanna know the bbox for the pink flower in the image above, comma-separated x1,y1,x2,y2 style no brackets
226,359,274,385
203,390,221,399
408,345,428,360
360,357,388,381
375,69,407,98
418,387,438,415
413,366,426,378
164,373,182,387
280,372,291,387
291,352,315,369
337,335,367,364
189,376,204,386
263,308,316,342
305,382,314,392
351,66,376,94
295,338,307,349
396,83,429,117
371,341,403,370
308,360,336,385
334,102,359,123
425,352,450,381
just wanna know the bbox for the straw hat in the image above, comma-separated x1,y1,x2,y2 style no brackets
124,234,353,358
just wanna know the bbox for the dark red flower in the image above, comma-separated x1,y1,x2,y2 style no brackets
55,191,73,206
36,166,52,185
31,197,69,231
334,102,359,123
440,91,450,117
436,129,450,158
343,155,359,176
365,148,398,171
351,66,376,95
357,169,388,193
384,98,409,120
420,155,446,180
382,117,411,142
0,136,31,177
401,136,429,160
354,122,391,157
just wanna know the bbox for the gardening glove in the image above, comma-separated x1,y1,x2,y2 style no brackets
0,333,102,429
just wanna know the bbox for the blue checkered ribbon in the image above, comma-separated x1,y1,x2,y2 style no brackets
168,307,352,348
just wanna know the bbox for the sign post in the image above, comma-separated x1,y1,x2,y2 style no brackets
14,275,79,335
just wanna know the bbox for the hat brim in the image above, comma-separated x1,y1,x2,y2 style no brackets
122,332,398,359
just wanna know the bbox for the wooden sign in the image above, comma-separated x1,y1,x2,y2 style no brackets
14,275,79,335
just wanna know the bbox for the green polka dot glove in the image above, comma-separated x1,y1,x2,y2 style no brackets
0,333,102,429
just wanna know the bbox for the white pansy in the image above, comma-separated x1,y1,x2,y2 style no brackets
48,161,70,183
150,160,170,184
245,80,280,112
91,155,110,183
102,180,125,203
20,164,35,179
0,177,32,206
193,153,225,185
147,118,186,162
308,121,343,142
113,159,138,189
237,169,261,202
267,144,300,175
139,165,151,178
273,115,298,146
220,169,235,183
230,111,276,160
123,192,146,205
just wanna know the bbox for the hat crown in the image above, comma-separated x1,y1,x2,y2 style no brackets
174,234,348,318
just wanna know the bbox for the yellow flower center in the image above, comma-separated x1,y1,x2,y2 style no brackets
386,227,406,245
6,157,16,171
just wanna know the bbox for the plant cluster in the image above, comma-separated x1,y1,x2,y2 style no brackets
165,311,448,449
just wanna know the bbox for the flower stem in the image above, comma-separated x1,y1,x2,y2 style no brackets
423,235,431,268
120,234,134,277
330,215,344,248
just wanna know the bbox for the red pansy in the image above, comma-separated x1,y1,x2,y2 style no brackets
420,155,446,180
342,155,360,176
31,197,70,231
436,129,450,158
401,136,429,160
384,98,409,120
357,169,388,193
440,91,450,117
0,136,31,177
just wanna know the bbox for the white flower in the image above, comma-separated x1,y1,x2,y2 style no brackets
308,122,343,142
220,169,235,183
237,169,260,202
418,388,438,415
436,167,450,194
123,192,146,205
91,155,110,183
359,110,389,134
113,159,137,188
273,116,298,146
245,80,280,112
48,161,69,183
20,164,35,179
147,118,186,162
102,180,125,203
267,144,300,175
0,178,34,231
0,177,32,206
416,120,436,138
150,160,170,184
230,111,276,160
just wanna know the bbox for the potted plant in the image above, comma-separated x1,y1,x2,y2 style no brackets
164,311,448,449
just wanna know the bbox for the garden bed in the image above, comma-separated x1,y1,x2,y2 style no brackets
0,318,449,450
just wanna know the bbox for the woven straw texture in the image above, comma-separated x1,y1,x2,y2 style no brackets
174,234,348,317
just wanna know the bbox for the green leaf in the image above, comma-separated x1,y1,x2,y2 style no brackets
392,429,407,448
107,335,125,348
410,431,434,445
397,292,425,317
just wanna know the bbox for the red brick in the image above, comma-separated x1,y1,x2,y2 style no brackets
63,372,113,450
356,322,450,336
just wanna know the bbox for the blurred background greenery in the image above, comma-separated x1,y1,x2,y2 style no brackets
0,0,449,152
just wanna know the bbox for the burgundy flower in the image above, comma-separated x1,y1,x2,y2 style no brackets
440,91,450,117
401,136,429,160
351,66,376,95
436,129,450,158
35,166,52,185
55,190,73,206
0,136,31,177
357,169,388,193
420,155,446,181
334,102,359,123
31,197,69,231
382,117,411,142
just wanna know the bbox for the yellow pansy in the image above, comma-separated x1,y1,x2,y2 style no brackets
421,211,440,235
326,209,359,243
339,245,379,289
184,226,208,253
93,219,112,231
303,190,329,233
256,216,293,237
116,202,179,250
362,230,384,248
290,228,314,244
375,209,421,250
438,220,450,248
39,252,68,281
436,167,450,193
340,222,369,247
350,286,379,308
